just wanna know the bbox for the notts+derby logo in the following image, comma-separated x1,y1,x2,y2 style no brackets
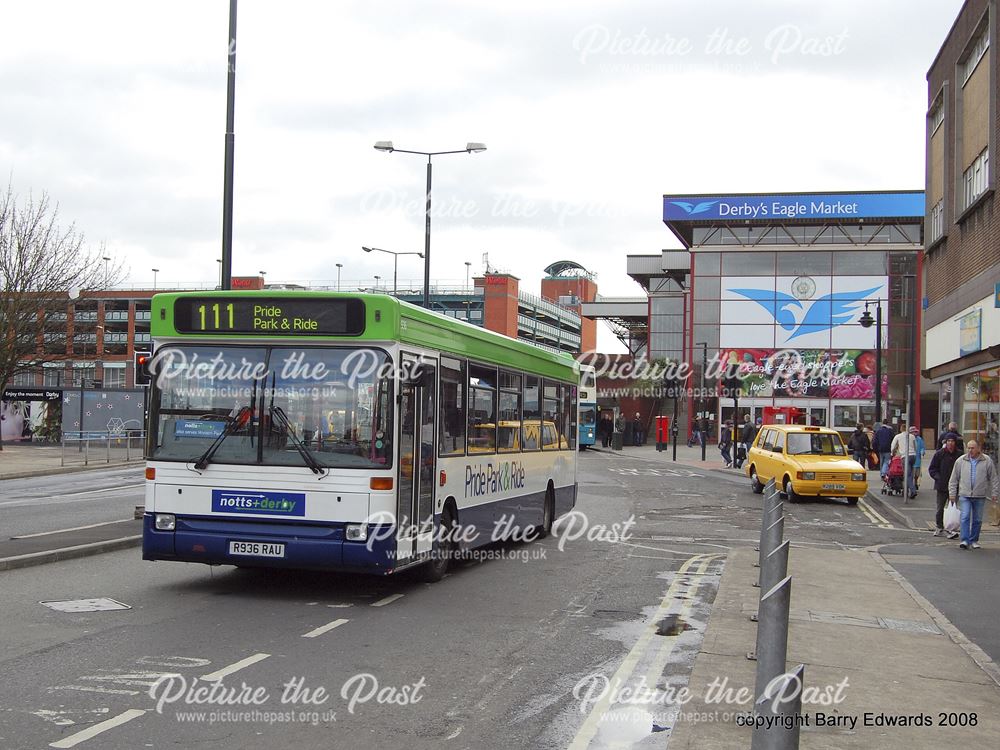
211,490,306,517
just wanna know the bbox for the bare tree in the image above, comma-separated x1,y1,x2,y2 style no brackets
0,186,124,449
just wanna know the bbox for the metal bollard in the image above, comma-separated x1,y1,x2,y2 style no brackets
759,540,790,596
750,576,792,697
84,435,90,465
755,496,782,561
756,510,784,574
751,663,805,750
107,433,112,463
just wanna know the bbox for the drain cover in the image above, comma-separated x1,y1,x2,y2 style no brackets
40,598,131,613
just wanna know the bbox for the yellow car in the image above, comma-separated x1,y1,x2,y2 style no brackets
744,425,867,505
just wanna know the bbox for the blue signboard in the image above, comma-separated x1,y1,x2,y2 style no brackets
959,309,982,357
211,489,306,517
174,420,226,439
663,192,924,222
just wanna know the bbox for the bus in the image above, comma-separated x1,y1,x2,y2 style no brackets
141,291,579,581
578,364,597,449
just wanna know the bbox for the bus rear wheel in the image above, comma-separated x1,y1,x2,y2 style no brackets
421,507,454,583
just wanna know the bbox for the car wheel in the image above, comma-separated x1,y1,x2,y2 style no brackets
783,477,800,503
750,467,764,494
846,497,859,506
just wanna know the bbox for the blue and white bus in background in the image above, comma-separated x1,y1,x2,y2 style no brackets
578,364,597,450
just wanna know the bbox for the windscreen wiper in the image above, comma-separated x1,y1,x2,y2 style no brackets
193,406,253,471
269,405,326,475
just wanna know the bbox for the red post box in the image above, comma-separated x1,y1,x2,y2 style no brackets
655,415,671,451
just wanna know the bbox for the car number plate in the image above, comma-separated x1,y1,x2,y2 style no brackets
229,541,285,558
822,483,846,491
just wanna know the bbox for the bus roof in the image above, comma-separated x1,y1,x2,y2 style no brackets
150,290,579,381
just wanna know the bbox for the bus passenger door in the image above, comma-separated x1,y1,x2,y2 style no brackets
396,356,437,562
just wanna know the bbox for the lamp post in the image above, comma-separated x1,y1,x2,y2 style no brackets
696,341,708,462
374,274,381,291
151,268,159,290
102,256,111,288
362,246,424,295
373,140,486,308
336,263,343,292
859,299,884,424
465,261,472,290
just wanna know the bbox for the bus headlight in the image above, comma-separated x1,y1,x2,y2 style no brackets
154,513,176,531
345,524,367,541
851,472,866,482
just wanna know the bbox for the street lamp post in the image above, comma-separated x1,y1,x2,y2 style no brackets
152,268,159,290
696,341,708,462
859,299,884,424
465,261,472,290
374,274,381,291
336,263,343,292
102,256,111,288
373,141,486,308
362,246,424,295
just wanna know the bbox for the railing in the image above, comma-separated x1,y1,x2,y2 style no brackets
61,430,146,467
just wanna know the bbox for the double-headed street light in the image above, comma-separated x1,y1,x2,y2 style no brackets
335,263,343,291
362,246,424,295
858,300,884,424
374,141,487,308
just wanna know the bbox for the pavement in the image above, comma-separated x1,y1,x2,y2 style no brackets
0,442,141,480
595,441,1000,746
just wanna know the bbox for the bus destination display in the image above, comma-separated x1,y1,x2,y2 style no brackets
173,297,366,336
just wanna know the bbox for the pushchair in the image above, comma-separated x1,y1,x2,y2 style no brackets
881,455,904,496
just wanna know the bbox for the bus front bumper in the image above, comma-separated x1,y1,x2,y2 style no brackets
141,514,398,573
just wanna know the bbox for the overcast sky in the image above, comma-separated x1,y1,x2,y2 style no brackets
0,0,963,351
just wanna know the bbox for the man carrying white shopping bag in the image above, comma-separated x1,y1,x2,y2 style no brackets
948,441,1000,550
928,436,961,538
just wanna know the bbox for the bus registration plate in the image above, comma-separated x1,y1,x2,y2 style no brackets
229,541,285,558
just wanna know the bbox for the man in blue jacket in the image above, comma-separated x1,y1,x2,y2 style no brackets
872,422,895,476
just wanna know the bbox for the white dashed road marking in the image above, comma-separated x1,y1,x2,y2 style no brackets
301,619,350,638
200,653,271,681
48,709,145,748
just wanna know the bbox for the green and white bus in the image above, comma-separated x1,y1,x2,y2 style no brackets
142,291,579,580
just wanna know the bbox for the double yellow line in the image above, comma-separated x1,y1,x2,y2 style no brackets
567,553,725,749
858,497,893,529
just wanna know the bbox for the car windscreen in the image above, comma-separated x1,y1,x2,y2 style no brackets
786,432,846,456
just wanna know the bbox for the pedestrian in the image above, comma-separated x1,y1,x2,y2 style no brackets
598,413,612,448
848,422,870,466
719,420,733,468
947,440,1000,549
928,436,961,538
938,422,964,452
891,424,918,499
910,426,925,490
863,424,876,468
632,412,643,446
873,421,895,476
735,414,754,469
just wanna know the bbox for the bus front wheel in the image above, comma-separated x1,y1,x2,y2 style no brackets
421,507,454,583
